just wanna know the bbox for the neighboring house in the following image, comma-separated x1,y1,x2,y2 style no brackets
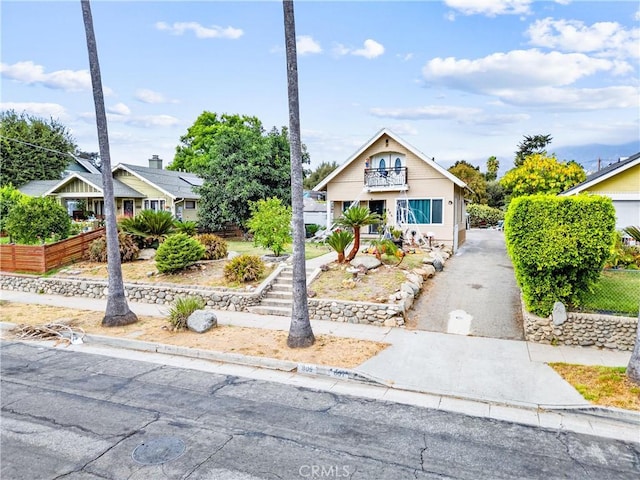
560,152,640,230
18,155,202,221
313,128,470,250
303,197,327,228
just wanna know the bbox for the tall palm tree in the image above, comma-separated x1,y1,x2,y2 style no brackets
283,0,314,348
336,206,383,262
81,0,137,326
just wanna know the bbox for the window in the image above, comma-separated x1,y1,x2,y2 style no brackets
342,201,352,212
185,200,196,209
143,199,165,212
396,198,443,224
394,157,402,173
378,158,386,171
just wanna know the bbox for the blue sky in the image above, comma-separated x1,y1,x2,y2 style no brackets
1,0,639,174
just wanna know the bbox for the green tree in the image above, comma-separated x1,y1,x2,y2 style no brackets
0,184,27,235
174,112,293,231
485,156,499,182
515,134,552,167
500,153,586,199
336,206,382,262
81,0,138,327
5,197,71,244
284,0,315,349
303,161,339,189
486,181,506,209
246,197,292,257
448,160,488,204
0,110,76,186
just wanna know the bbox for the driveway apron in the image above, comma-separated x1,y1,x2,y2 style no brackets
409,229,524,340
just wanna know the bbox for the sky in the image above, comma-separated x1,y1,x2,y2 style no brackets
1,0,639,175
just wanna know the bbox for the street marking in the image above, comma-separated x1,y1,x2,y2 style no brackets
447,310,472,335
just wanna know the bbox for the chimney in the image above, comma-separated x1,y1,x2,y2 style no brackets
597,158,601,171
148,154,163,169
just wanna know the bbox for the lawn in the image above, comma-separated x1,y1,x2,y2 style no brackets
579,270,640,316
226,238,332,260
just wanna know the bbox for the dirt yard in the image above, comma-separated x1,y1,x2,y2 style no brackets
0,302,388,369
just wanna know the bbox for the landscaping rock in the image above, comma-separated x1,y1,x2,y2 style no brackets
138,248,156,261
187,310,217,333
350,256,382,270
552,301,567,326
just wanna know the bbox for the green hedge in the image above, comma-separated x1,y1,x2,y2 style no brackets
466,203,504,228
504,195,616,316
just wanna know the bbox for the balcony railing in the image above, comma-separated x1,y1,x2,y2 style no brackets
364,167,408,189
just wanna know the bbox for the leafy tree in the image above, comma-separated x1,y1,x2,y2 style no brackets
284,0,315,349
0,184,26,234
303,161,339,189
246,197,292,257
515,134,552,167
448,160,488,204
81,0,138,327
485,156,499,182
5,197,71,244
336,206,382,262
486,181,506,209
0,110,76,186
500,154,586,199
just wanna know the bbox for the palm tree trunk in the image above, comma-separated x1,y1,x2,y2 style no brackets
283,0,314,348
346,226,361,262
627,312,640,384
81,0,137,326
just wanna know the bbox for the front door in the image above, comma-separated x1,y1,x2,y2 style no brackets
123,200,134,217
368,200,385,234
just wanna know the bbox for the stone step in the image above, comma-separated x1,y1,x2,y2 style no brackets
264,291,292,300
259,298,293,308
247,305,291,317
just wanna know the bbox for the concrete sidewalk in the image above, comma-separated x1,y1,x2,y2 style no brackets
1,288,638,443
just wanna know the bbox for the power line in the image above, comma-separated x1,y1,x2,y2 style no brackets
0,135,76,157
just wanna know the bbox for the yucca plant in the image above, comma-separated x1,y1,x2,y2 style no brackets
119,209,175,248
168,296,205,330
325,229,354,263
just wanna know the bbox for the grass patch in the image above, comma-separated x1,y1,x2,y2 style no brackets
579,270,640,316
550,363,640,411
226,239,331,260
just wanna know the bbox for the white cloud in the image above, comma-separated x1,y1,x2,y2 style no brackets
134,88,178,104
527,18,640,59
397,53,414,62
0,61,114,94
0,102,67,119
445,0,531,17
495,85,640,110
80,111,179,128
155,21,243,39
296,35,322,55
423,49,629,93
107,103,131,115
387,123,419,136
334,39,384,59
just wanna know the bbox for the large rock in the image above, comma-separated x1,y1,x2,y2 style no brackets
187,310,217,333
552,302,567,326
137,248,156,261
350,256,382,270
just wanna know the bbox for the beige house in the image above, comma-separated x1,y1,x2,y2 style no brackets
19,155,202,221
313,129,470,250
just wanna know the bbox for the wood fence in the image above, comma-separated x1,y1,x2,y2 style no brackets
0,228,105,274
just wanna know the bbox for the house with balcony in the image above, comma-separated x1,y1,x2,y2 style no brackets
313,128,470,251
18,155,202,221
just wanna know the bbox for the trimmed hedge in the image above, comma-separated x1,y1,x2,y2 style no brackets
466,203,504,228
504,195,616,316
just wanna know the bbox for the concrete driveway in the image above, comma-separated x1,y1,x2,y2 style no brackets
409,228,524,340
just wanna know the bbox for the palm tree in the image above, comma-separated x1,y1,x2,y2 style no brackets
623,225,640,384
336,206,383,262
81,0,137,326
283,0,314,348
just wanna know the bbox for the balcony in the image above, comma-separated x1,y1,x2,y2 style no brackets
364,167,408,191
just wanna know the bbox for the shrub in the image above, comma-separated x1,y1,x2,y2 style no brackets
155,233,205,273
119,209,175,248
246,197,292,257
5,196,71,244
504,194,616,316
0,184,26,234
86,232,139,262
168,296,205,330
606,231,640,269
466,203,504,228
224,254,265,283
305,224,321,238
325,229,354,263
174,220,198,236
196,233,228,260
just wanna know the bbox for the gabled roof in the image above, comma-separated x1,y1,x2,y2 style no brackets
313,128,468,191
560,151,640,196
113,163,201,199
74,157,101,174
43,172,145,198
18,180,61,197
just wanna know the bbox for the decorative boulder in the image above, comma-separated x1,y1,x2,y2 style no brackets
138,248,156,260
350,256,382,270
187,310,217,333
552,302,567,326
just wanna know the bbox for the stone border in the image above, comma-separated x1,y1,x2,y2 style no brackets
521,298,637,352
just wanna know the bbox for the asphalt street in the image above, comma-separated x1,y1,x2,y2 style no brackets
2,341,638,480
411,229,524,340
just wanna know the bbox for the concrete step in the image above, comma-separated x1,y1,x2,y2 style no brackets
247,305,291,317
259,298,293,308
264,291,292,300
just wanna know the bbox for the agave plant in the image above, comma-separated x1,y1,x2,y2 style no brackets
119,209,175,248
